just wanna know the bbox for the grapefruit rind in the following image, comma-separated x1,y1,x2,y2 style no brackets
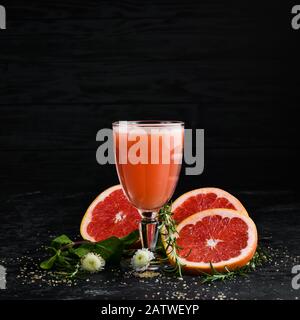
80,185,123,242
171,187,249,223
164,208,257,274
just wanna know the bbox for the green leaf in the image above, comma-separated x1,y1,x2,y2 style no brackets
51,234,73,249
120,230,139,247
56,255,72,268
95,236,124,262
74,237,124,263
73,246,90,258
72,231,138,262
40,253,59,270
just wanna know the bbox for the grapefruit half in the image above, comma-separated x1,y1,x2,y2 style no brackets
172,187,248,223
167,208,257,273
80,185,141,242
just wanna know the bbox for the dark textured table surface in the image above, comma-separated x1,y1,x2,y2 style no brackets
0,189,299,300
1,0,300,301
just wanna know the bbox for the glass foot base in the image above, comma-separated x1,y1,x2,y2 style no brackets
120,258,161,273
146,263,160,271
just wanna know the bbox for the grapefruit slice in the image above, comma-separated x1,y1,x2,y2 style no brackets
168,209,257,273
80,185,141,242
172,187,248,223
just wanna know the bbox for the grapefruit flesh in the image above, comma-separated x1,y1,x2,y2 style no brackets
80,185,141,242
172,209,257,273
172,187,248,223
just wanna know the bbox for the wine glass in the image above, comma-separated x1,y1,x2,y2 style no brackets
113,120,184,270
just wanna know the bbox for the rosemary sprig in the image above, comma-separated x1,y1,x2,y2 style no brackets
241,246,270,272
201,264,238,283
158,203,184,278
200,247,271,283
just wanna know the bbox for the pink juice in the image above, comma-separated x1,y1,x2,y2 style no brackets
114,126,184,211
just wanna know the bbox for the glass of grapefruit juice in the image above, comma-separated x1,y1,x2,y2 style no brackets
113,121,184,270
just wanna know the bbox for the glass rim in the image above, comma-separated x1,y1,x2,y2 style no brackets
112,120,184,127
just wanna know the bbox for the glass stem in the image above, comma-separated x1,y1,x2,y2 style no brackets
139,212,159,252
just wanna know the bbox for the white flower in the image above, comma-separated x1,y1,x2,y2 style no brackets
131,248,155,272
81,252,105,273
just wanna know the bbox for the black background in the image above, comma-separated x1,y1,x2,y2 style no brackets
0,0,300,300
1,0,299,193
